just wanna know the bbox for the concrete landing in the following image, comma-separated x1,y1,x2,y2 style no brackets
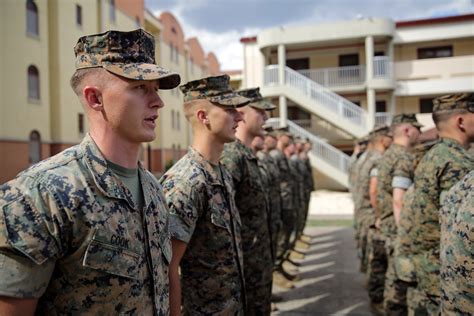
272,226,373,316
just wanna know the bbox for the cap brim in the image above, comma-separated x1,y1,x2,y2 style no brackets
249,100,276,111
103,63,181,89
209,92,251,108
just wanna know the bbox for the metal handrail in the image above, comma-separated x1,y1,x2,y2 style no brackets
266,118,350,173
264,65,367,128
373,56,392,78
298,65,366,87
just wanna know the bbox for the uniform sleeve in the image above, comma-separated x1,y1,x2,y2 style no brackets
392,154,414,190
220,145,243,184
161,175,203,244
0,182,60,298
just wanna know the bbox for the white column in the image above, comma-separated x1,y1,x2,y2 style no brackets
367,88,375,130
278,44,287,127
390,92,396,115
279,95,287,127
365,36,374,82
278,44,285,86
365,36,375,131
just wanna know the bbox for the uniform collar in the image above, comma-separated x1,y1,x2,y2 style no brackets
81,134,151,209
187,147,224,186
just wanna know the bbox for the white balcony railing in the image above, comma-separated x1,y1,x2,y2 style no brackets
266,118,350,173
298,65,366,88
264,65,367,128
375,112,392,126
373,56,392,78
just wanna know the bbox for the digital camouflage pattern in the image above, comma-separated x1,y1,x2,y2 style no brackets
376,143,414,315
440,171,474,316
432,92,474,112
237,88,276,110
180,75,250,107
356,149,381,271
366,227,388,304
287,155,303,249
221,140,273,315
269,148,295,262
160,147,245,315
74,29,180,89
411,138,474,313
0,134,171,315
256,150,282,263
376,144,415,242
391,113,423,128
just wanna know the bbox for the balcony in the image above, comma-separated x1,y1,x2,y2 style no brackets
297,56,393,90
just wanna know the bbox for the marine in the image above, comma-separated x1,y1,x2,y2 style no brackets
160,75,250,315
0,29,180,315
221,87,275,315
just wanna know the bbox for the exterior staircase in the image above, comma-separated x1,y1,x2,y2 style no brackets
262,65,389,138
266,118,350,188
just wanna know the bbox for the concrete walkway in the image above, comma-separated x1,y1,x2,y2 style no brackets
272,226,373,316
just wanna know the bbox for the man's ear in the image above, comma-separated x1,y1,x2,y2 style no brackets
196,108,209,125
83,86,103,111
457,115,466,132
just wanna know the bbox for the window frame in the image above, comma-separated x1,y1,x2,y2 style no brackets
417,46,453,59
26,0,39,37
27,65,40,101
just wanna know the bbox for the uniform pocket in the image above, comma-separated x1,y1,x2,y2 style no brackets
82,231,141,280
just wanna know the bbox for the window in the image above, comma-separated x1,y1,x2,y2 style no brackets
339,54,359,67
135,16,140,28
28,65,40,100
26,0,39,36
420,98,434,113
189,57,194,74
417,46,453,59
76,4,82,27
29,130,41,164
171,27,177,34
376,101,387,113
286,58,309,71
109,0,115,22
78,113,84,134
175,46,179,64
177,112,180,131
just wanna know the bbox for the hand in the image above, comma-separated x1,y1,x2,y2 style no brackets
374,218,381,229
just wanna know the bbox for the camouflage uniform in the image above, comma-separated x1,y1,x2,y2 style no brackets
0,135,171,315
352,149,370,237
411,138,473,314
357,149,380,272
289,154,305,244
221,139,273,315
270,148,294,262
257,150,282,264
377,142,416,315
300,154,313,235
0,29,181,315
440,171,474,316
160,147,246,315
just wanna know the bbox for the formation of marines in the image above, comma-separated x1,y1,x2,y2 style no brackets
0,29,315,315
350,93,474,316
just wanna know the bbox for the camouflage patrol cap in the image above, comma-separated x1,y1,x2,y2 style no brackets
357,135,370,145
263,125,278,138
432,93,474,113
74,29,181,89
391,113,423,128
180,75,250,107
237,88,276,111
274,126,292,138
369,125,392,138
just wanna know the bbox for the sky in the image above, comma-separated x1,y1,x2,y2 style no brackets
145,0,473,71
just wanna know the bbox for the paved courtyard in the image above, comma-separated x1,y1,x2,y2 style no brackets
272,225,373,316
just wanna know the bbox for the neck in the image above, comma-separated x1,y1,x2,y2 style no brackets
89,130,140,169
373,142,386,153
392,137,410,148
192,130,224,164
438,131,468,148
235,128,254,147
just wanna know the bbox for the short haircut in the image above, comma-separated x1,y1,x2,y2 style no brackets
432,109,469,127
70,68,104,95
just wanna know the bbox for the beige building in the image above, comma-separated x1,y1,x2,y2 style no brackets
241,14,474,189
0,1,221,184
